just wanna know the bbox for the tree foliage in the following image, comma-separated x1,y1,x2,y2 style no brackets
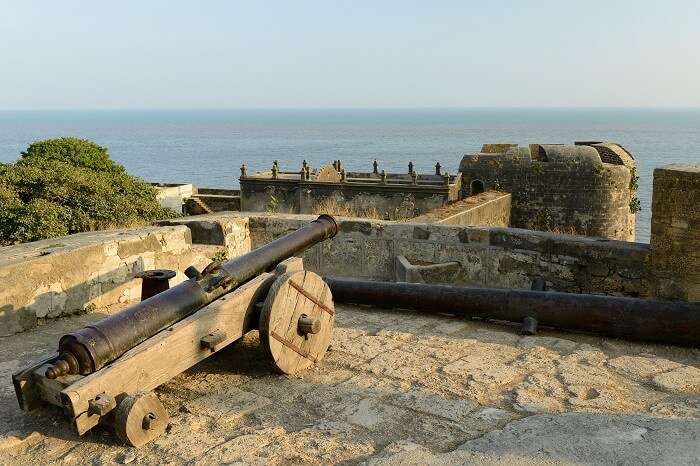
0,137,176,245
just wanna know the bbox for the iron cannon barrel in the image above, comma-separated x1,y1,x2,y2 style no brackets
47,215,338,379
219,214,338,289
325,278,700,347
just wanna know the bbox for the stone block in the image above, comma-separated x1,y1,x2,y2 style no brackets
650,164,700,301
0,225,205,335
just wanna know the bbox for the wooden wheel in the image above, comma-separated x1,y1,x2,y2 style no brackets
259,271,335,375
114,392,169,447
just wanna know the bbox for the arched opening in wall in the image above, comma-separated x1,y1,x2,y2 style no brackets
470,179,485,195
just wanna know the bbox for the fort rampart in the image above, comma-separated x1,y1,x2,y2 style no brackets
1,164,696,336
240,162,461,219
459,142,637,241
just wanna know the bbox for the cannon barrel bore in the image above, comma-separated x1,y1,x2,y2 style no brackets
46,215,338,379
325,277,700,347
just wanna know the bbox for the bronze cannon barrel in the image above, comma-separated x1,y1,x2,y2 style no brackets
325,278,700,347
46,215,339,379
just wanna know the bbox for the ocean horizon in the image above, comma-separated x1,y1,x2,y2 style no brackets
2,107,699,243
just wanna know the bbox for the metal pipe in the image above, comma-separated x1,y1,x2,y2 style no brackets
325,278,700,347
46,215,338,379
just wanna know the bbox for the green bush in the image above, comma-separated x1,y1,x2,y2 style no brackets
20,137,125,174
0,137,177,245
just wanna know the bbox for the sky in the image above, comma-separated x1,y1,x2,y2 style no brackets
0,1,699,109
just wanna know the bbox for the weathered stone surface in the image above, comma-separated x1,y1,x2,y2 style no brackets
3,202,694,340
410,191,511,227
239,212,653,296
650,164,700,302
158,213,251,258
1,302,699,465
608,355,683,379
240,165,461,220
459,142,636,241
0,226,211,335
652,366,700,393
456,413,700,465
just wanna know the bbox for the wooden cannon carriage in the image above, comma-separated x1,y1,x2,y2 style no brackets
12,215,338,448
13,257,334,447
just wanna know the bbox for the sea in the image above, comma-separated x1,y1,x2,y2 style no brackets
1,108,698,243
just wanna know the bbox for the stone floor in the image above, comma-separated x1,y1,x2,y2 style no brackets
0,304,699,465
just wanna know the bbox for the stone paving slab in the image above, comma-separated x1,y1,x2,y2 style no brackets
0,304,698,465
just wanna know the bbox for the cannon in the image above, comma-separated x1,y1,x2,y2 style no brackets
12,216,338,447
325,277,700,347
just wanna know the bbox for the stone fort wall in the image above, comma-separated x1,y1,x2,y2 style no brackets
651,164,700,302
0,164,696,336
245,214,651,296
459,142,637,241
239,163,461,220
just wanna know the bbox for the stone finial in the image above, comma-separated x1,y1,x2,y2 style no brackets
381,170,387,184
273,160,279,169
408,161,414,174
340,169,347,183
411,171,418,185
303,166,310,180
332,160,339,171
373,160,379,174
337,159,343,172
443,172,450,186
240,164,247,178
435,162,441,175
271,163,278,179
302,160,308,170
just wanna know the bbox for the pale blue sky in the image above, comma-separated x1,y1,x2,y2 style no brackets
1,1,698,109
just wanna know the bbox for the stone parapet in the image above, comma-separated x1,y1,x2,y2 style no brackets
8,196,694,337
158,213,250,259
0,226,213,335
650,164,700,302
239,213,651,297
239,163,461,219
410,191,511,226
153,183,194,213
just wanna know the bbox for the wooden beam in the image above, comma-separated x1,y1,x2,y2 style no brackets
32,365,77,407
11,352,58,411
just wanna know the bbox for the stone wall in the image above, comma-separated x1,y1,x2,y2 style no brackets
240,178,301,214
243,213,651,296
154,183,241,215
153,183,194,213
240,169,461,220
0,226,215,336
459,142,636,241
298,182,455,220
188,188,241,214
650,164,700,302
411,191,511,226
4,157,697,336
158,215,250,259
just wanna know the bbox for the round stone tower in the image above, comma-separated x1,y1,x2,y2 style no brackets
459,142,637,241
